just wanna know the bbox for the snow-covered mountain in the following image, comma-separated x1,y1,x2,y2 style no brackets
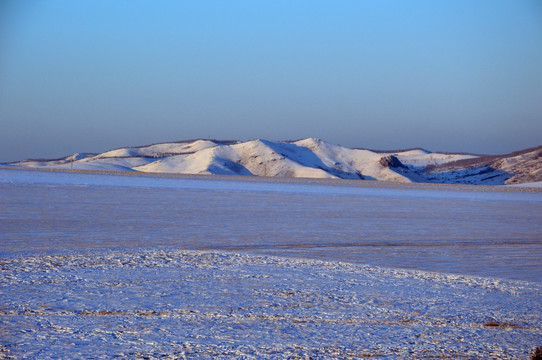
7,138,542,185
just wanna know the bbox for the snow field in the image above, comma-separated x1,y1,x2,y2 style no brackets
1,249,541,359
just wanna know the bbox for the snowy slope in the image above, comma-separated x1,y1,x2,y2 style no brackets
95,139,219,159
7,138,427,183
134,138,435,182
390,149,476,167
7,139,541,185
424,146,542,185
495,148,542,184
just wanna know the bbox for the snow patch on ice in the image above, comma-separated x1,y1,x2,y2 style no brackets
1,249,540,359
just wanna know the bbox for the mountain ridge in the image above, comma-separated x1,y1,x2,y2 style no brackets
6,138,542,186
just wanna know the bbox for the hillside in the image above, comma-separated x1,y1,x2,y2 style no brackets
423,145,542,185
6,138,541,185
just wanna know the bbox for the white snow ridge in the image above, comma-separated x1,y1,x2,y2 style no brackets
6,138,542,185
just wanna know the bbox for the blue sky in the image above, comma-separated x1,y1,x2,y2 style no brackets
1,0,541,162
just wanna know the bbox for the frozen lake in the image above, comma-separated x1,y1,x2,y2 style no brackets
1,168,542,359
1,168,542,282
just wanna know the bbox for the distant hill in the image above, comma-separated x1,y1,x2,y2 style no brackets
7,138,542,186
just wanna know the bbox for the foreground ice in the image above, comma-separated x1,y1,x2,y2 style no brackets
2,168,542,282
1,249,541,359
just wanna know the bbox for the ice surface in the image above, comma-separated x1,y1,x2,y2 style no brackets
511,181,542,188
1,169,541,282
1,250,541,359
1,168,541,358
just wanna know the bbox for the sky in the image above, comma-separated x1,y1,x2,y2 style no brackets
1,0,541,162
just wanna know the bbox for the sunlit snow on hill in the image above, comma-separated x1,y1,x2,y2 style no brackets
6,138,542,186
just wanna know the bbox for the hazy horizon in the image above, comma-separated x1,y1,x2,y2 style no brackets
3,136,542,164
1,1,541,162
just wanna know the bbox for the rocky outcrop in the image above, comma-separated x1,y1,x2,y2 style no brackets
379,155,406,168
